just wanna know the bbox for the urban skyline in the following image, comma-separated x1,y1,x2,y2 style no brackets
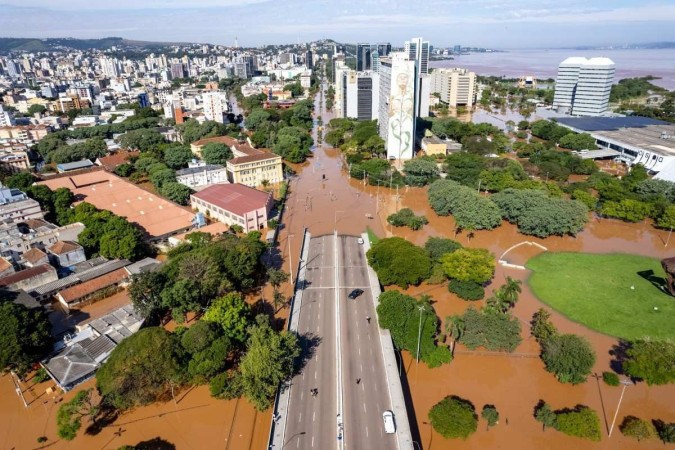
1,0,675,48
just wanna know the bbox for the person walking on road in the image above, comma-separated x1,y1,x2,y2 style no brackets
366,316,371,324
356,378,361,384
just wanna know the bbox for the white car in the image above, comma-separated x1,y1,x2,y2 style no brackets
357,238,364,245
383,410,396,434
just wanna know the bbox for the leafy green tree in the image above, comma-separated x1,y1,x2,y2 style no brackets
97,328,185,410
387,208,428,230
530,308,557,343
239,315,300,410
424,237,462,262
541,334,596,384
114,163,134,177
117,129,166,152
448,279,485,301
367,237,431,288
620,416,657,442
571,189,597,210
274,126,312,163
181,322,232,382
559,133,596,151
486,276,522,313
656,205,675,229
458,308,522,352
283,82,303,97
655,420,675,443
492,189,588,237
128,271,168,319
4,171,35,190
160,182,192,205
443,152,487,187
555,406,602,441
209,369,243,399
161,279,202,322
245,109,272,131
602,371,620,386
201,142,233,165
444,315,465,355
441,248,495,284
600,199,653,222
0,301,52,376
428,179,502,230
163,145,194,169
428,395,478,439
267,268,289,308
27,104,47,115
623,340,675,385
481,405,499,429
534,401,557,431
403,158,440,186
203,293,252,344
56,389,99,441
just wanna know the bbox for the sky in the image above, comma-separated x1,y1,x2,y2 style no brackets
0,0,674,48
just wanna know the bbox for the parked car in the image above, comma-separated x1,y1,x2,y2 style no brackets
357,237,364,244
348,288,364,299
383,410,396,434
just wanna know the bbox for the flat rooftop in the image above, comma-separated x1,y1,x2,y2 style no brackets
38,171,195,239
556,117,675,157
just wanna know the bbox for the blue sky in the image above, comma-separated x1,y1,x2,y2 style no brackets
1,0,674,48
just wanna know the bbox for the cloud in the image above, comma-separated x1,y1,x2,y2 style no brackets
0,0,271,10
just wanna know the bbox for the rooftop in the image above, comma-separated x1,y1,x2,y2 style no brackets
0,264,54,288
192,183,271,217
48,240,82,255
176,164,225,176
21,247,47,264
57,160,95,172
57,267,129,304
95,151,140,171
38,171,195,239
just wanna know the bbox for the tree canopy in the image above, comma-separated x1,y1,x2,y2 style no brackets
366,237,431,288
428,179,502,230
441,248,495,284
0,301,52,376
541,333,596,384
623,340,675,385
428,395,478,439
201,142,233,165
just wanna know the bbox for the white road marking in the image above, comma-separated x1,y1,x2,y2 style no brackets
366,426,369,437
358,348,361,355
312,436,315,447
297,438,300,448
301,391,304,400
363,403,367,413
299,412,302,423
313,411,316,422
315,371,317,379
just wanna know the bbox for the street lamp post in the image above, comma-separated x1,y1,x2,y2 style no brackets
334,210,345,233
287,234,294,285
416,305,427,364
608,379,632,437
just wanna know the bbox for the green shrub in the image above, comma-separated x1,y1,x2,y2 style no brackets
554,406,602,441
425,345,453,368
602,371,620,386
448,279,485,301
620,416,657,442
209,370,243,399
428,395,478,439
481,405,499,428
541,334,596,384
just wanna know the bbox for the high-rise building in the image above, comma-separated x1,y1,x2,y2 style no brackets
356,43,371,71
202,92,228,123
553,57,615,116
405,37,429,75
430,68,477,107
305,51,313,69
0,105,16,127
5,60,21,78
170,63,186,79
357,43,391,72
378,53,418,160
337,70,380,121
99,57,120,78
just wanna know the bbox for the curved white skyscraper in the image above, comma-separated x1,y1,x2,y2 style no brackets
553,57,615,116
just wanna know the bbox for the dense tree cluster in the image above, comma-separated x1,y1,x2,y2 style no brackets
376,290,451,368
530,309,596,384
325,119,385,162
428,179,502,230
622,340,675,385
452,307,522,352
610,76,667,102
534,401,602,441
130,232,264,322
366,237,431,288
492,189,588,237
0,300,52,376
117,128,166,152
178,119,233,144
403,157,440,186
386,208,428,230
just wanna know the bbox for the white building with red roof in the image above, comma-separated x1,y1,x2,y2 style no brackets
190,183,273,232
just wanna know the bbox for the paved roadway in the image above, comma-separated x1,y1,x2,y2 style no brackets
284,234,396,450
338,235,396,450
285,235,338,450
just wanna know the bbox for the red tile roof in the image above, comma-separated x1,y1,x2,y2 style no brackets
48,241,82,255
191,183,271,217
0,264,55,287
96,151,140,171
228,152,281,165
57,268,129,304
22,248,47,263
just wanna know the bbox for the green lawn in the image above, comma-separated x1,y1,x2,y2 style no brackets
366,226,380,244
526,252,675,340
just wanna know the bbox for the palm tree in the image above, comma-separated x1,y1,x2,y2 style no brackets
500,276,522,310
444,316,465,356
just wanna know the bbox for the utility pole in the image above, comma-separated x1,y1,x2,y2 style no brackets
416,305,426,364
288,234,294,284
608,379,632,437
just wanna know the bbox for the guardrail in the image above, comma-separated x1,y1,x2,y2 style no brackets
267,227,310,450
361,232,414,450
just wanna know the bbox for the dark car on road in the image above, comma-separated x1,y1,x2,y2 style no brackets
348,289,364,299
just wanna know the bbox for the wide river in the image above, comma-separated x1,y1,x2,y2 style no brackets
430,48,675,90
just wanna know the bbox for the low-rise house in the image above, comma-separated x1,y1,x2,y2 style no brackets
190,183,273,232
47,241,86,268
124,257,161,276
0,256,15,277
20,247,48,268
42,304,143,391
94,151,139,171
176,163,228,189
0,218,84,264
0,184,44,221
0,263,58,292
421,134,463,156
56,267,130,311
